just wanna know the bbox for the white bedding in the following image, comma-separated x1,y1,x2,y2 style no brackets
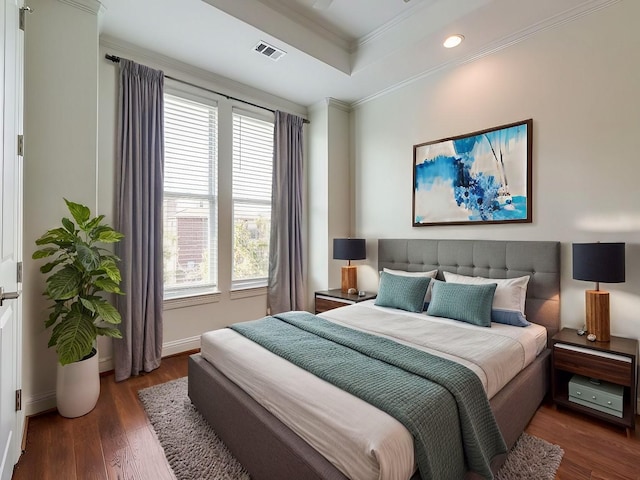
200,301,547,480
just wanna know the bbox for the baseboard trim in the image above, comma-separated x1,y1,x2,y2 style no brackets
24,390,56,417
162,336,201,357
99,355,113,373
26,337,200,416
97,336,202,375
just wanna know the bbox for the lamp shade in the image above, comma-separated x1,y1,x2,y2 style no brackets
333,238,366,261
572,242,625,283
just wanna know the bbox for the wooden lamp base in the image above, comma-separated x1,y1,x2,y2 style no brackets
585,290,610,342
341,265,357,293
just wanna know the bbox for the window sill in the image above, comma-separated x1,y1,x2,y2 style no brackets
230,286,268,300
164,291,221,310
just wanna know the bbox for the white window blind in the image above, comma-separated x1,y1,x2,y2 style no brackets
232,109,274,288
163,93,218,297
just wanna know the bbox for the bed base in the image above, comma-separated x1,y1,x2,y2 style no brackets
188,349,550,480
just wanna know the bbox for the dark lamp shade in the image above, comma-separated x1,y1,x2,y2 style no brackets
333,238,366,261
572,242,625,283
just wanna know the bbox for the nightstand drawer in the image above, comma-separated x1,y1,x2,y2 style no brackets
554,344,633,386
569,375,623,417
315,297,352,313
314,289,377,314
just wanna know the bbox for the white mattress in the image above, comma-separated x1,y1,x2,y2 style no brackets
200,301,547,480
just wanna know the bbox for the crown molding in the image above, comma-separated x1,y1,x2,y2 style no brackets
352,0,621,109
326,97,351,113
354,0,435,51
256,0,351,52
308,97,351,115
56,0,104,16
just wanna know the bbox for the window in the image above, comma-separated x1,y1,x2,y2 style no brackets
163,93,218,297
232,110,274,289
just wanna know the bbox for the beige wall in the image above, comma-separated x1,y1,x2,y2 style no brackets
352,0,640,348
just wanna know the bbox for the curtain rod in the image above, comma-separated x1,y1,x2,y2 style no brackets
105,54,309,124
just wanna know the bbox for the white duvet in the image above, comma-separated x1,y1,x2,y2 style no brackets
200,300,547,480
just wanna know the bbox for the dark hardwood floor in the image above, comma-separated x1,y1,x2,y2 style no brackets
13,353,640,480
13,355,187,480
527,403,640,480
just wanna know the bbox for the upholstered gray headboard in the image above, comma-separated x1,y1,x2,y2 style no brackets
378,239,561,342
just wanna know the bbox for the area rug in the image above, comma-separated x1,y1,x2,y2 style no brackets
139,377,563,480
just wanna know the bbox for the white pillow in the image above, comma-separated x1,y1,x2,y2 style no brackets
382,268,438,305
442,272,531,326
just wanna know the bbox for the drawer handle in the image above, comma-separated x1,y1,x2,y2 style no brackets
592,395,597,400
607,401,612,405
576,391,582,396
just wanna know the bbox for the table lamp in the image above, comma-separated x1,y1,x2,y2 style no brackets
572,242,625,342
333,238,366,293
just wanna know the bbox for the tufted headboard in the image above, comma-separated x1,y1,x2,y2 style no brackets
378,239,561,342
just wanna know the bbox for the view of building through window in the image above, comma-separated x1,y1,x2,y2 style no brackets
163,93,218,295
232,111,274,288
162,93,274,297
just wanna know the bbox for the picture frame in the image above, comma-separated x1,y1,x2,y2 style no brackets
412,119,532,226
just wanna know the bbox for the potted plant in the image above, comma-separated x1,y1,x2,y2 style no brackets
32,199,124,417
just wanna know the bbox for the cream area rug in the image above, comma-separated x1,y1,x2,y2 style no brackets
138,377,563,480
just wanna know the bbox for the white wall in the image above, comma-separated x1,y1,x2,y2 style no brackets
23,0,102,414
307,98,352,306
23,1,308,414
327,99,352,247
307,101,330,305
352,1,640,345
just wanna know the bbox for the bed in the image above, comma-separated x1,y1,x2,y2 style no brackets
188,239,561,480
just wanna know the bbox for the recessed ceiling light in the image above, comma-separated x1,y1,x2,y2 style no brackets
443,34,464,48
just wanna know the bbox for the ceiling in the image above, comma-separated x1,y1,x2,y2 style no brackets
99,0,616,107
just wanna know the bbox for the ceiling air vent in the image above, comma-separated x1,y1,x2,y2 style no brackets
253,41,286,61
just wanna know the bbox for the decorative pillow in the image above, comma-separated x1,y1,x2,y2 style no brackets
374,272,431,313
426,279,497,327
382,268,438,306
442,272,531,327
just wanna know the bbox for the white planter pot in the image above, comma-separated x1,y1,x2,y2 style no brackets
56,348,100,418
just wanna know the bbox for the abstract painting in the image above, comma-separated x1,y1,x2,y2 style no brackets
413,119,532,226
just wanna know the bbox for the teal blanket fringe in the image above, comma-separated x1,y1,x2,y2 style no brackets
230,311,506,480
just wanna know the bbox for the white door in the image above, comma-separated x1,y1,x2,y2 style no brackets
0,0,24,479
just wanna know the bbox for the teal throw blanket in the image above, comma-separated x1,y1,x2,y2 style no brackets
230,311,506,480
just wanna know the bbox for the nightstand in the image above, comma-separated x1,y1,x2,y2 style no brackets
551,328,638,437
314,289,376,314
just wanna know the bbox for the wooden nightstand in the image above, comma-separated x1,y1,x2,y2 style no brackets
551,328,638,437
314,289,376,314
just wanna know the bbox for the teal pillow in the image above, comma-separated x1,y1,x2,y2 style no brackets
374,272,431,313
426,279,497,327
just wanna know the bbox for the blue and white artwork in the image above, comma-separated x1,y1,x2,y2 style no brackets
413,120,532,226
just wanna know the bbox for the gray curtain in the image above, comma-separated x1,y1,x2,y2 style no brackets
268,111,305,313
114,59,164,382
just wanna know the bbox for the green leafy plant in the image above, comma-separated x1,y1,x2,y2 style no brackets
32,199,124,365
